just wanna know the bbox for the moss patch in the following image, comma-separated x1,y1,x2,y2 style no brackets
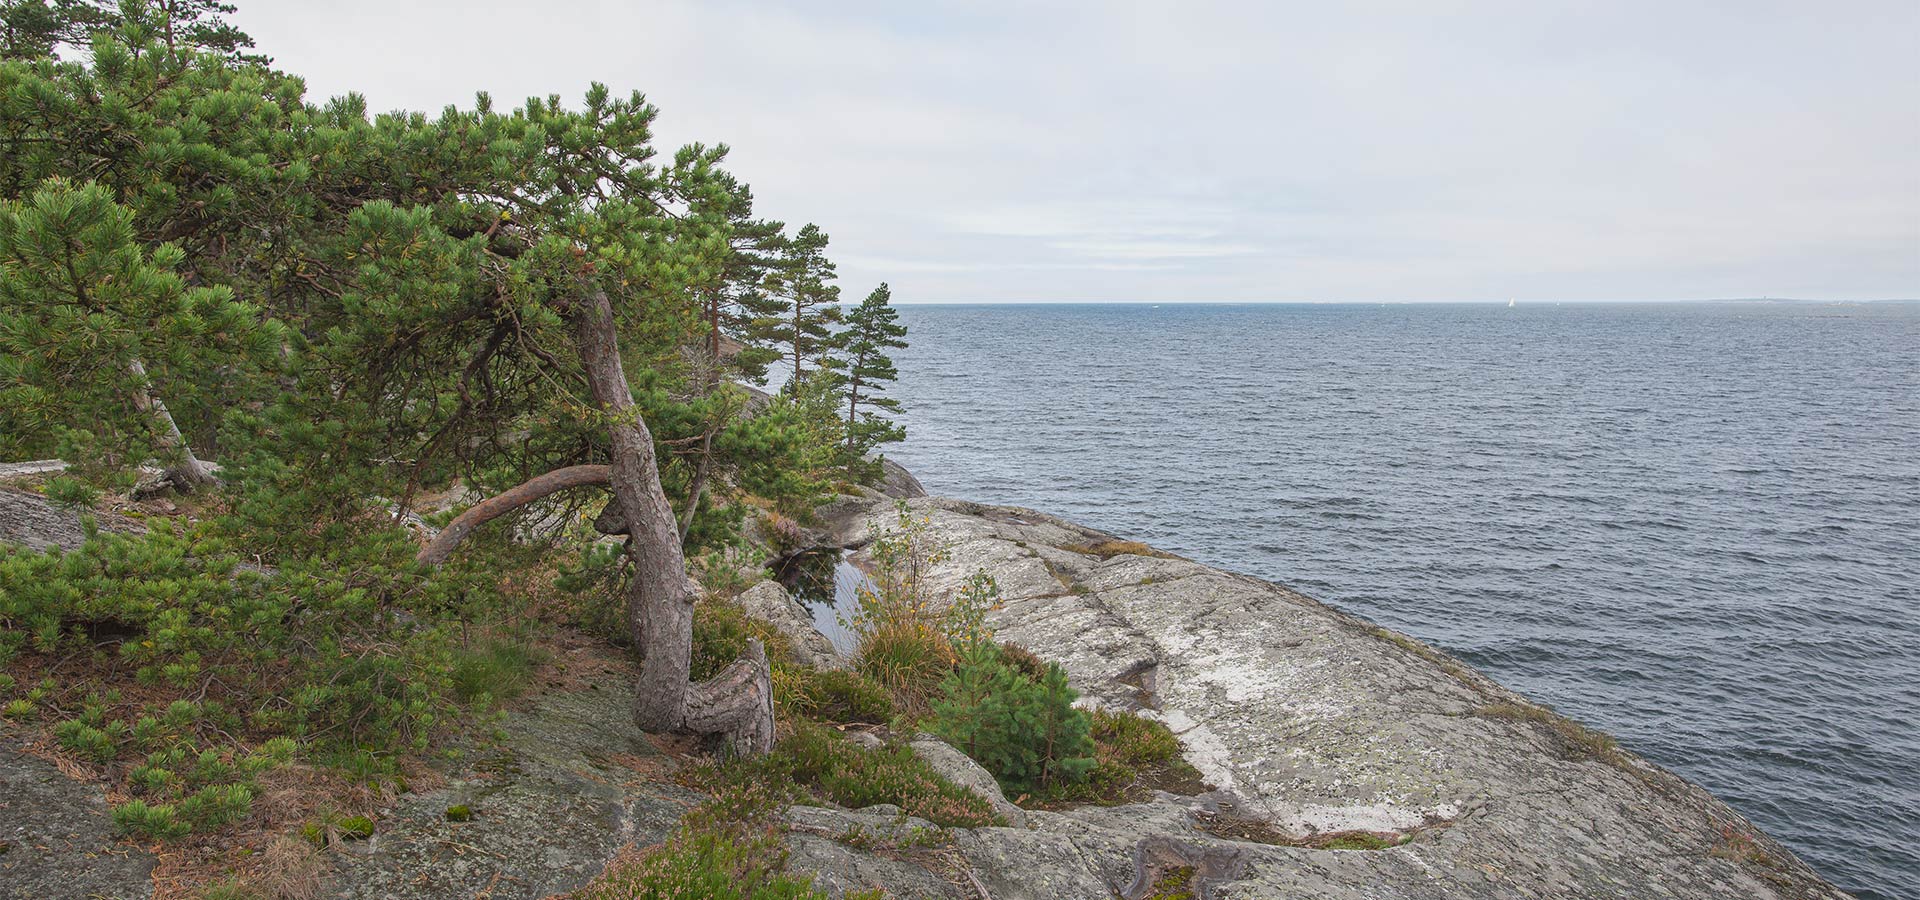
1140,865,1197,900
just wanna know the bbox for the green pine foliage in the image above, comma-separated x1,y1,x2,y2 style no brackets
0,179,283,469
764,223,843,386
927,642,1096,796
1,0,264,62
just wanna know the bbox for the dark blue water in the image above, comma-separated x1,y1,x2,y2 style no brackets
883,301,1919,900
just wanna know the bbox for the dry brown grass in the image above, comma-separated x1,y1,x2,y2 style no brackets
1061,540,1173,560
523,626,634,694
252,764,387,833
605,751,679,783
251,835,329,900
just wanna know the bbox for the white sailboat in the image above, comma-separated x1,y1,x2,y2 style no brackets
1507,298,1516,308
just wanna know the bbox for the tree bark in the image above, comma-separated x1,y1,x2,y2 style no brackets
843,369,862,454
127,358,218,490
413,464,611,566
683,638,775,757
570,287,773,753
677,431,711,544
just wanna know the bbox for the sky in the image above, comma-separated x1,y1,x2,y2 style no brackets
231,1,1919,303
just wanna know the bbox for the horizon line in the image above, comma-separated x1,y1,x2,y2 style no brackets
865,297,1920,306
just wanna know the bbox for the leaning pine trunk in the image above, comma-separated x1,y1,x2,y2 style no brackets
127,358,217,489
571,288,773,755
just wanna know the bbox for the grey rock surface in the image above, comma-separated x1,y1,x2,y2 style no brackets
0,487,145,552
735,580,846,670
0,460,67,482
908,735,1027,828
330,687,699,900
824,496,1850,900
877,457,927,499
0,731,155,900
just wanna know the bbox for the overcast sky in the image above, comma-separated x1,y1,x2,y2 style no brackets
233,1,1917,303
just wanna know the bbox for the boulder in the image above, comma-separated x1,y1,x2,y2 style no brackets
735,581,845,670
908,735,1028,828
877,457,926,499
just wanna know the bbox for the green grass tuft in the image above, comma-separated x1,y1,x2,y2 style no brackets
450,640,546,706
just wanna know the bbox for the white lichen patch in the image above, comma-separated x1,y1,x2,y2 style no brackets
1281,800,1440,835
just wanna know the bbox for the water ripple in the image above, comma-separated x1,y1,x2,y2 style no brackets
886,301,1920,900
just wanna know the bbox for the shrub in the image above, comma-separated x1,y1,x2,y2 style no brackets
41,476,100,509
53,719,118,763
578,761,890,900
926,643,1094,796
1091,708,1184,767
998,643,1047,681
177,782,254,830
113,799,190,840
1038,708,1205,805
847,504,1004,714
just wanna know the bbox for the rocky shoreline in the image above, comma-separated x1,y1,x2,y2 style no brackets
811,494,1850,899
0,484,1853,898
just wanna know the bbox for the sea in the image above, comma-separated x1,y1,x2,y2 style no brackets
877,301,1918,900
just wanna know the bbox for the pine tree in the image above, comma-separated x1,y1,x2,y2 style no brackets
672,168,790,541
1,0,262,62
0,5,881,757
837,282,908,473
0,0,112,59
767,223,842,387
693,170,787,386
0,179,281,484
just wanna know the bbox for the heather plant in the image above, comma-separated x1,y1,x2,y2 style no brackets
774,668,894,724
686,720,1000,828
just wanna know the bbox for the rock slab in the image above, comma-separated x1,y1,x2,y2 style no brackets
0,732,154,900
823,496,1852,900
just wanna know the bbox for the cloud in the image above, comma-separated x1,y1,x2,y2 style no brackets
232,0,1920,302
